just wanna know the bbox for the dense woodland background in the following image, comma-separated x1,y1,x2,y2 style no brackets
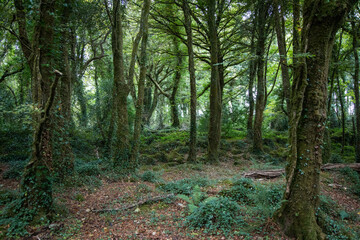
1,0,360,239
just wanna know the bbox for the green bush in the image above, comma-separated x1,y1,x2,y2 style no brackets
0,189,19,205
330,154,344,163
140,171,161,183
219,178,255,204
75,160,100,176
0,129,31,162
185,196,244,234
2,161,26,179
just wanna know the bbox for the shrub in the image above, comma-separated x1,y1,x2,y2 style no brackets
330,154,344,163
0,189,19,205
219,178,255,204
75,160,100,176
140,171,160,183
185,196,244,234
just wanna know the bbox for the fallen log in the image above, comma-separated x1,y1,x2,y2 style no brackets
92,193,174,213
242,163,360,179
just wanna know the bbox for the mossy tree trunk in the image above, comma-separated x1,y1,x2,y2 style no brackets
54,0,74,180
274,0,290,114
15,0,61,219
207,0,222,163
170,37,183,128
111,0,130,166
130,0,150,167
247,18,257,140
352,18,360,163
182,0,197,162
275,1,356,239
253,0,270,153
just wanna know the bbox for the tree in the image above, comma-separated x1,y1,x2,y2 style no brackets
253,0,271,152
351,14,360,163
275,0,356,239
130,0,151,165
181,0,197,162
14,0,61,219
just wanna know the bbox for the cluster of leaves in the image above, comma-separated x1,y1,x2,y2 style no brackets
140,170,162,183
219,177,255,204
177,185,244,235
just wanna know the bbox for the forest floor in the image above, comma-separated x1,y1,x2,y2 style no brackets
1,131,360,239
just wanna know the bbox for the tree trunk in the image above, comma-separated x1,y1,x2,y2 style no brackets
253,0,268,153
207,0,222,163
182,0,197,162
130,0,150,167
352,19,360,163
275,1,356,239
112,0,130,167
337,76,346,154
274,0,290,114
170,37,183,128
15,0,59,219
247,21,256,139
54,0,74,179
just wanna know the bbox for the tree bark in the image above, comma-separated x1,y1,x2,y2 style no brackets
253,0,268,152
111,0,130,166
182,0,197,162
170,37,183,128
207,0,222,163
130,0,150,167
274,0,290,114
275,1,356,239
54,0,74,179
15,0,60,219
247,20,256,139
352,19,360,163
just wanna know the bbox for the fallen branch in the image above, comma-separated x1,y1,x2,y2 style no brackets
242,163,360,179
92,193,174,213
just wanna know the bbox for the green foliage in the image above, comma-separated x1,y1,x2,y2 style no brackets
177,185,208,212
317,195,360,240
0,189,19,205
340,167,360,197
330,154,344,163
75,159,101,176
158,177,211,195
2,160,26,179
0,129,31,162
248,183,284,218
219,178,255,204
185,196,244,234
140,171,162,183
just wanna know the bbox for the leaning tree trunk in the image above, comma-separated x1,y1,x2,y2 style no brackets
274,1,356,239
207,0,222,163
182,0,197,162
130,0,150,168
